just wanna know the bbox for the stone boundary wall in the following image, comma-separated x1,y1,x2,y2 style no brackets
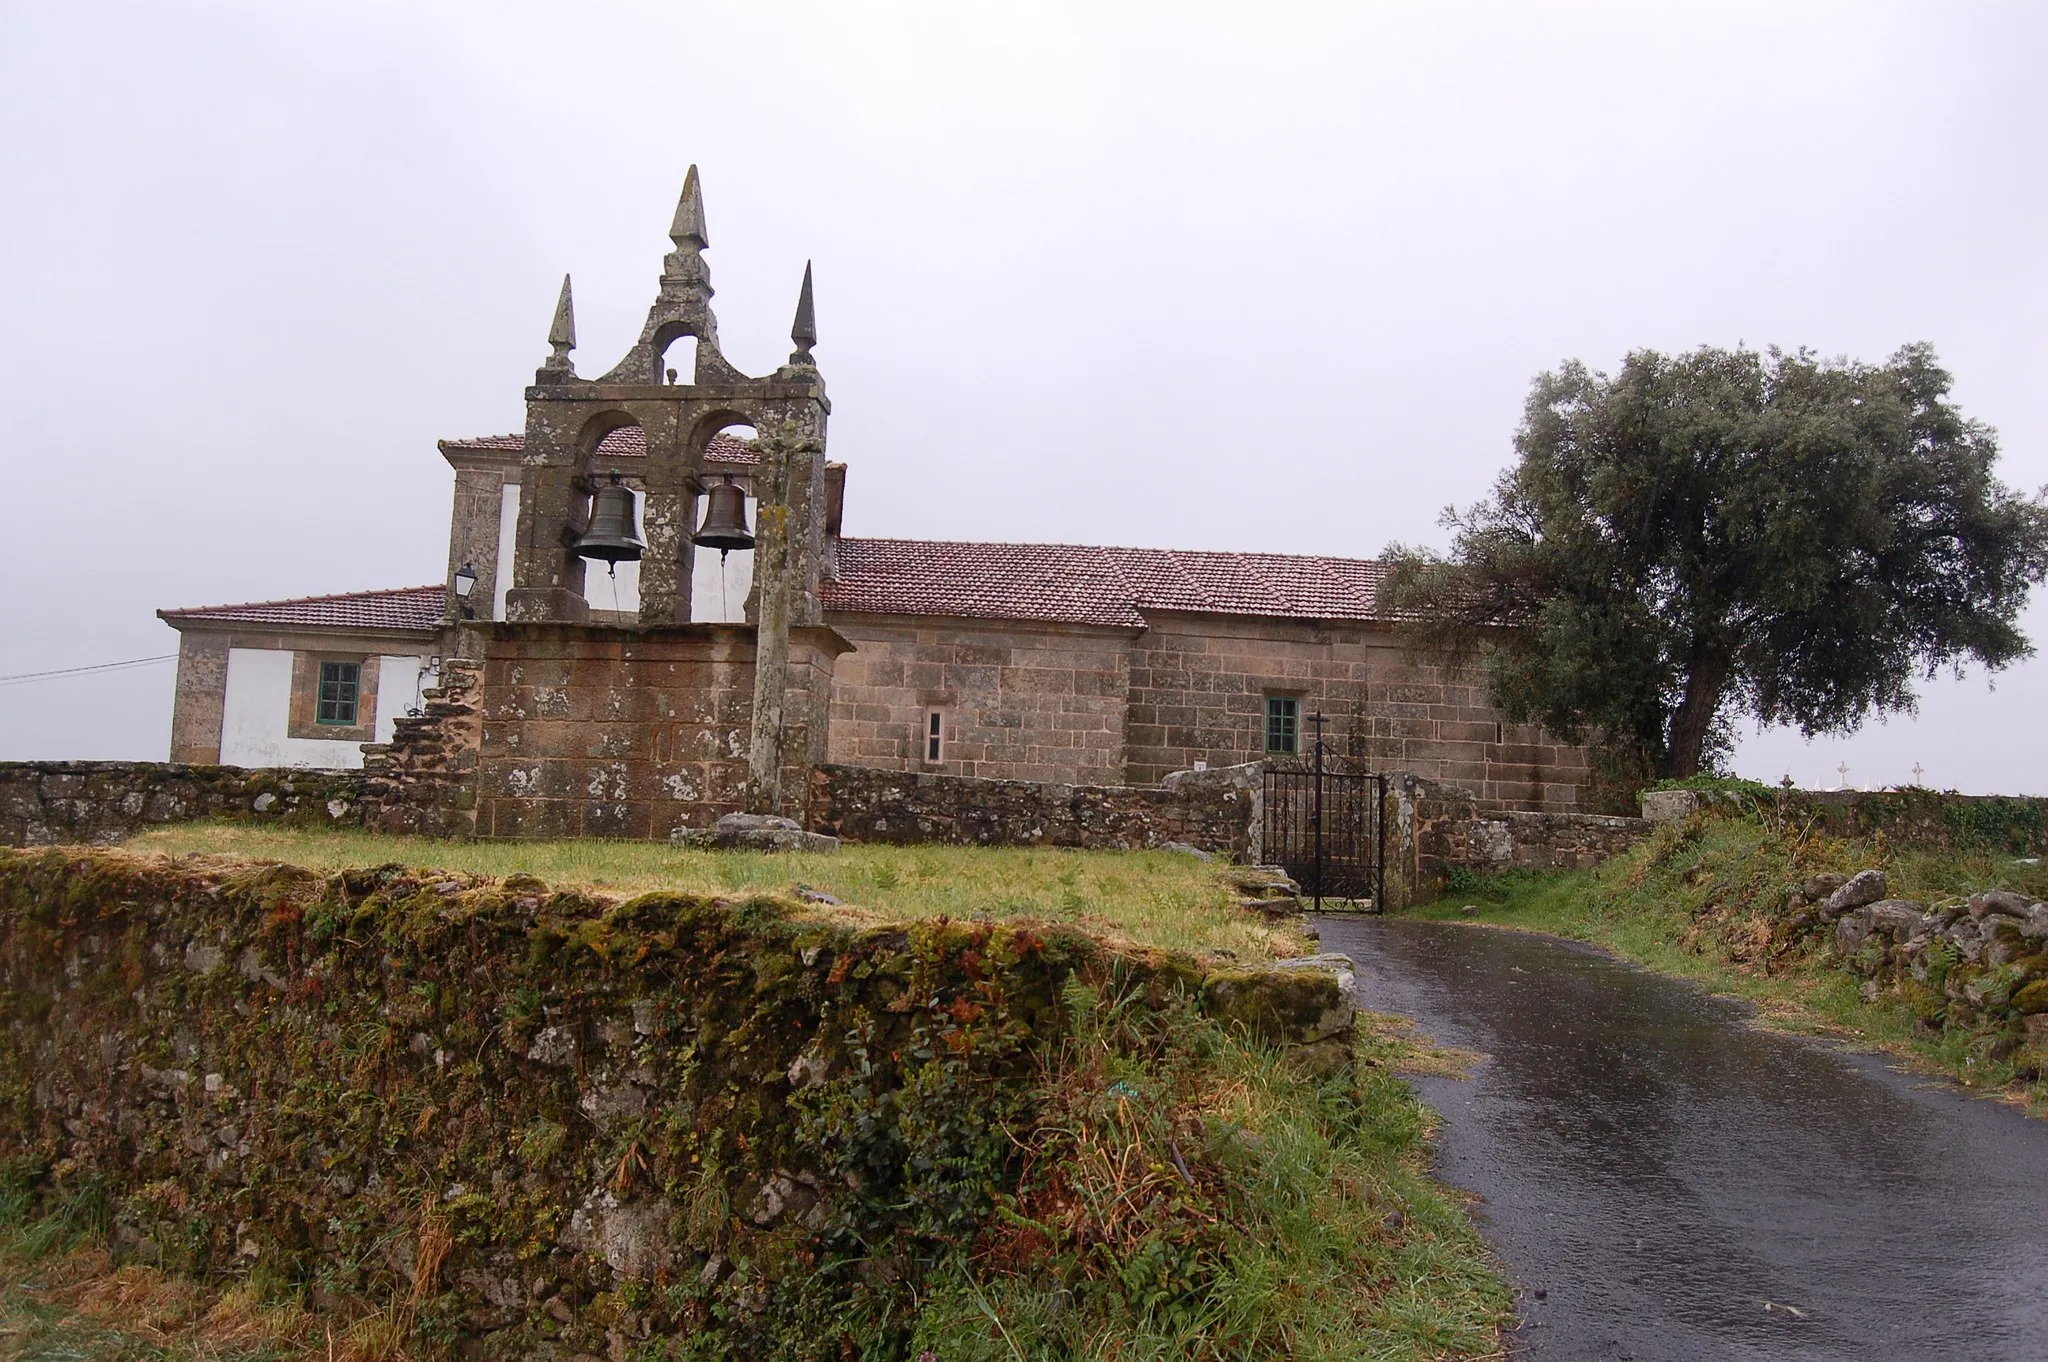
1384,773,1651,909
1642,786,2048,856
0,847,1352,1353
811,761,1265,858
0,761,363,847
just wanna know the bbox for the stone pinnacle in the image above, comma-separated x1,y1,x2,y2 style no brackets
547,274,576,352
789,261,816,361
670,165,709,250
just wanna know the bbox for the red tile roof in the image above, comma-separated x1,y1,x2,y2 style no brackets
441,429,758,464
160,585,445,633
823,539,1393,628
157,542,1391,637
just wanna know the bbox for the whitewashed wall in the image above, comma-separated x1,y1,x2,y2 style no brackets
218,648,427,769
492,483,520,621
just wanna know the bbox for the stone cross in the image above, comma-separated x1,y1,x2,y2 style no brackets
1837,761,1851,789
1912,762,1925,786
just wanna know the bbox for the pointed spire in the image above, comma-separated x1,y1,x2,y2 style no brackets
548,274,576,351
788,261,817,365
669,165,708,251
538,273,577,379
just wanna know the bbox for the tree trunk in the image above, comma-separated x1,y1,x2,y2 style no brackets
1660,650,1731,780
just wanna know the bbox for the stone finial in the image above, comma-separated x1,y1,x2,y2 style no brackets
548,274,576,352
788,261,816,365
538,273,577,378
670,165,709,251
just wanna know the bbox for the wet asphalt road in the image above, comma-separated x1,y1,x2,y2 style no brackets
1315,915,2048,1361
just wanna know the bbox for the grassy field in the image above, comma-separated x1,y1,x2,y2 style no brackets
1408,813,2048,1113
123,823,1308,963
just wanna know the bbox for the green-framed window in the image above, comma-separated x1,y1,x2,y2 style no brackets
317,661,361,725
1264,695,1299,754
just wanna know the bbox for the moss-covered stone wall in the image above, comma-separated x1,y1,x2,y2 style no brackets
1385,774,1652,908
0,848,1347,1357
0,762,363,848
1642,786,2048,857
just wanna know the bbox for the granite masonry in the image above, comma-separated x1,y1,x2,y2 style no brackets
0,761,362,847
151,167,1601,847
811,761,1265,858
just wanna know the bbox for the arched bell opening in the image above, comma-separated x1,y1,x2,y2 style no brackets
692,420,758,624
570,417,649,620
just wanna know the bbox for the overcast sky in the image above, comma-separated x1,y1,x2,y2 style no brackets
2,1,2043,793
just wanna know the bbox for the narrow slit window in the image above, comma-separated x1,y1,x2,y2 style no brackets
1265,696,1298,755
926,712,943,762
317,661,361,726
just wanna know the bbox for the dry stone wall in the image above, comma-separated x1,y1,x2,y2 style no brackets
0,846,1348,1355
0,761,362,847
812,760,1262,857
1384,773,1651,908
359,658,483,838
1642,786,2048,857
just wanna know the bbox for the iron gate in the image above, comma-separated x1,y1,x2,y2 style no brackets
1263,765,1386,910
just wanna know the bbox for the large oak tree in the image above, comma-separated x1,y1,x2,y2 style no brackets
1382,344,2048,785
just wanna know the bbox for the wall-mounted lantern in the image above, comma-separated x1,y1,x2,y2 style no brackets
452,563,478,619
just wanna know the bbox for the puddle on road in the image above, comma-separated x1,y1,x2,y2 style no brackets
1318,916,2048,1362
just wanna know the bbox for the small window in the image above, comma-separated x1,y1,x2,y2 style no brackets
1265,696,1298,754
317,661,361,725
926,711,943,763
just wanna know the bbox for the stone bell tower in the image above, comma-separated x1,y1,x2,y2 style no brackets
486,168,840,825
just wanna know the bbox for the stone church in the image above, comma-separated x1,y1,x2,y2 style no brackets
158,170,1590,839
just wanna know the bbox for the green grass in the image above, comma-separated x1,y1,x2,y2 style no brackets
122,823,1304,963
905,1000,1510,1361
1411,815,2048,1112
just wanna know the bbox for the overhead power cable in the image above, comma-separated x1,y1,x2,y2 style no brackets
0,654,178,687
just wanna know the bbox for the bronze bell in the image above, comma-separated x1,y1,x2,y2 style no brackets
573,473,644,564
694,478,754,552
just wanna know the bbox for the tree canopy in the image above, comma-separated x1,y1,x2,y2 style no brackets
1382,343,2048,786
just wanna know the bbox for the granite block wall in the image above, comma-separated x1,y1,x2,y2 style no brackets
469,622,845,839
1123,614,1589,806
826,617,1132,785
823,611,1591,813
